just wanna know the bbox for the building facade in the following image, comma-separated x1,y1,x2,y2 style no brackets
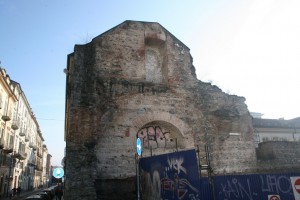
42,145,50,187
0,68,51,197
253,115,300,144
0,68,18,197
251,114,300,173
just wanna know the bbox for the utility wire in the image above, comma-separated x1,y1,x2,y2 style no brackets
36,118,64,121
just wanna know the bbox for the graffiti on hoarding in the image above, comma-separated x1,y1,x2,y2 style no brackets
219,178,256,200
161,176,199,199
215,174,296,200
140,170,161,199
140,149,200,200
260,175,291,194
162,156,199,199
188,193,201,200
167,156,187,175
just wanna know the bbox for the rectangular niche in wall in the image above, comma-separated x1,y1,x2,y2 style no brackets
145,36,167,83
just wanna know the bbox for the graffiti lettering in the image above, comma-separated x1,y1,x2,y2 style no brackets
260,175,292,194
220,178,254,200
140,150,200,200
137,126,171,148
188,193,201,200
152,171,161,198
162,156,199,199
217,174,294,200
167,156,187,175
140,170,161,199
161,176,199,199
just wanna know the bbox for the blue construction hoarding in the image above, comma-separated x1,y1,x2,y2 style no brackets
139,149,300,200
214,173,300,200
139,149,205,200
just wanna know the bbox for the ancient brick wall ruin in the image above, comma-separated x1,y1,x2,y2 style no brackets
256,141,300,173
64,21,256,200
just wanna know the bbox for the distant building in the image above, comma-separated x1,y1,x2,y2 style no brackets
252,113,300,145
250,112,264,119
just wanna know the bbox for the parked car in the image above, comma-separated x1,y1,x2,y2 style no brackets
25,195,44,200
47,186,57,197
34,192,50,200
42,189,54,199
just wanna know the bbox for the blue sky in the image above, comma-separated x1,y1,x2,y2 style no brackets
1,0,299,165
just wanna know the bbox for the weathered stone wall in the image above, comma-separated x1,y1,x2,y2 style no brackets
192,82,256,175
256,141,300,173
64,21,256,200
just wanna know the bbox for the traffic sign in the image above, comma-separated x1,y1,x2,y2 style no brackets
53,167,64,179
136,138,142,156
291,177,300,200
295,178,300,194
268,195,280,200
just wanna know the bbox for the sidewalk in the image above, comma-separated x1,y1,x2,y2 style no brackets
1,189,42,200
1,194,65,200
1,187,64,200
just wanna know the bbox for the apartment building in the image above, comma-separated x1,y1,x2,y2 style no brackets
0,68,18,197
42,145,50,187
0,68,51,197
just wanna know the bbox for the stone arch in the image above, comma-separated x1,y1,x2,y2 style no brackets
138,120,182,146
132,111,190,134
132,111,194,156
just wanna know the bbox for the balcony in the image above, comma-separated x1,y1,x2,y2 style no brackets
11,121,19,130
1,115,11,121
19,128,26,137
3,146,13,154
14,151,27,160
3,142,14,154
29,143,37,151
29,142,34,148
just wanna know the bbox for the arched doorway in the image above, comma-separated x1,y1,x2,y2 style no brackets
136,120,187,157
